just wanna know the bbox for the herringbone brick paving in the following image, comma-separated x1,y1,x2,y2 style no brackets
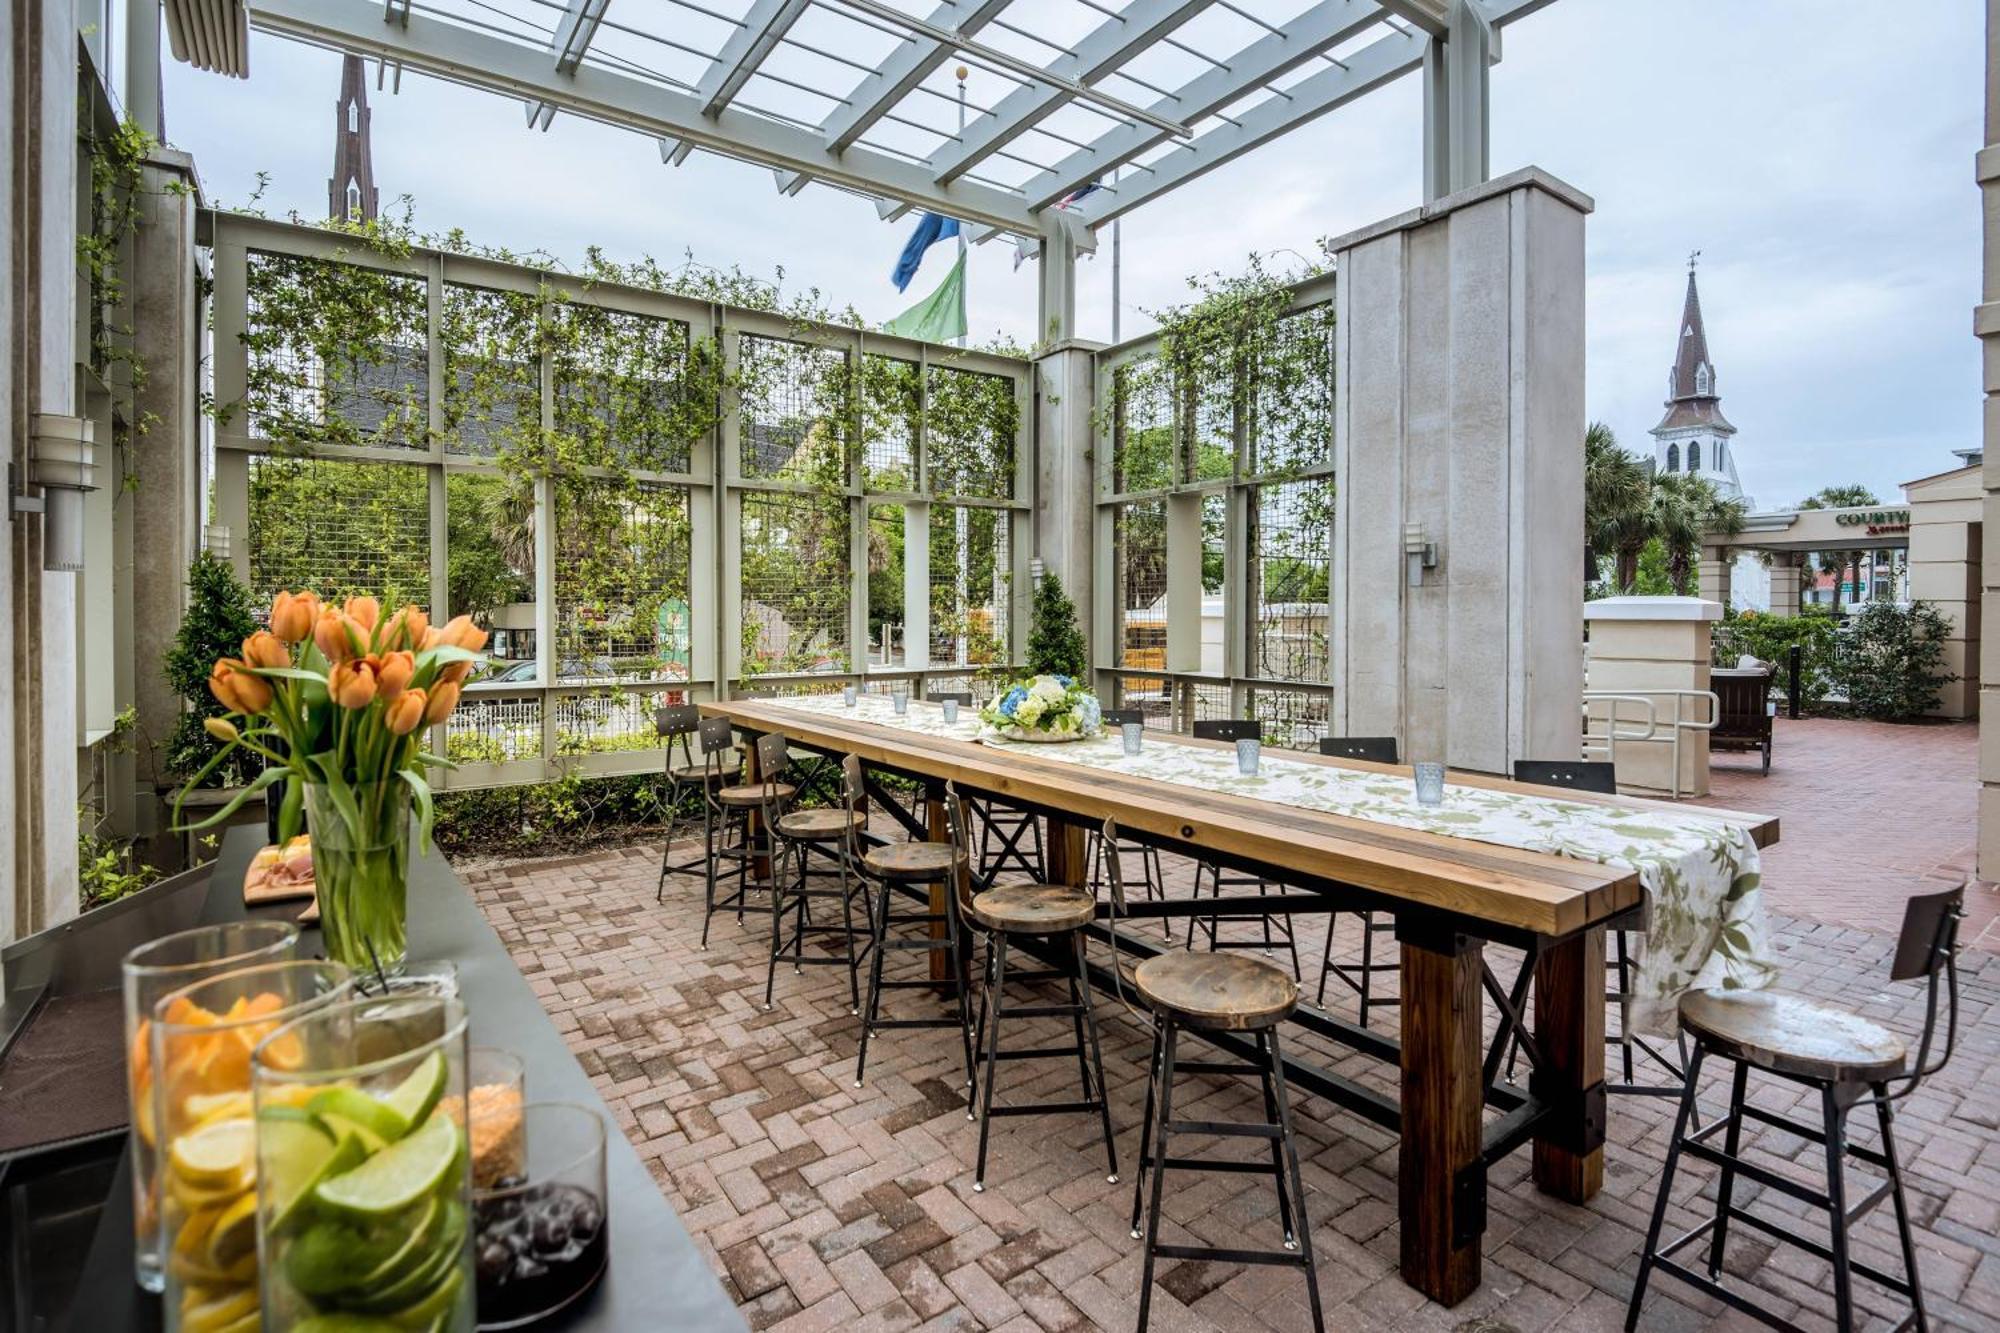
460,813,2000,1331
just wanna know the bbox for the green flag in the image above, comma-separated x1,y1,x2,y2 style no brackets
884,251,966,343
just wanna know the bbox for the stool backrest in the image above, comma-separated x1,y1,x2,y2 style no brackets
1319,736,1398,764
1101,709,1143,728
1511,759,1618,795
1887,884,1966,1100
1097,816,1126,913
840,753,864,808
941,782,977,915
1192,719,1260,743
655,704,700,768
753,732,791,815
927,690,974,705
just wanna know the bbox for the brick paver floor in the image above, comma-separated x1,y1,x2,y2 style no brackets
460,813,2000,1333
1700,716,1999,951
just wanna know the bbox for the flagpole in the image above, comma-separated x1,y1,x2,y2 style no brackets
956,66,969,350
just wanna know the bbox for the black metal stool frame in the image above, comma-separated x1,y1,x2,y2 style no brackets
764,750,876,1015
1186,720,1301,979
702,723,787,950
653,704,712,902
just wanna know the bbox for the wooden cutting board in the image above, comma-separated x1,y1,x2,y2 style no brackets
243,836,317,905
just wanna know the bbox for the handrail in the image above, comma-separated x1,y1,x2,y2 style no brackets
1580,690,1720,800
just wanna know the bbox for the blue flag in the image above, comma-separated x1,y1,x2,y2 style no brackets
892,213,960,292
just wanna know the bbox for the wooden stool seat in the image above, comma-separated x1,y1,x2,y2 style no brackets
669,756,739,783
1678,989,1908,1083
716,781,794,808
776,807,867,841
1135,952,1298,1031
863,841,965,880
967,883,1096,934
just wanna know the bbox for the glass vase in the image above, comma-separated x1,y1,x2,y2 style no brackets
253,995,474,1333
306,781,413,978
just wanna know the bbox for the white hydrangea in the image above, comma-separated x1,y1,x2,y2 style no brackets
1030,675,1066,703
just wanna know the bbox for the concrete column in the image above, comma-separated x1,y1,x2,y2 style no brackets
1583,596,1720,798
1331,168,1590,774
1033,342,1099,667
1765,556,1803,618
1976,0,2000,876
1698,546,1732,608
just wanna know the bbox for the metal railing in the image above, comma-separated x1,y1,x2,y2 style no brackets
1580,690,1720,800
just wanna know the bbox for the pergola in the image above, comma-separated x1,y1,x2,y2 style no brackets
160,0,1553,332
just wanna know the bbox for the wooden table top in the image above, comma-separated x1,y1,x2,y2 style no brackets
702,698,1779,940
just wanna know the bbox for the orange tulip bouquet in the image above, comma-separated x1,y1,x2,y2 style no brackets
174,592,489,974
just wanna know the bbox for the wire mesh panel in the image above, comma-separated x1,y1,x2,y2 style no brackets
244,251,427,449
740,489,851,676
861,354,919,490
246,455,430,609
1185,360,1236,484
927,505,1010,667
865,503,905,668
926,364,1016,500
1249,305,1334,477
551,687,659,755
1110,672,1173,728
443,472,534,656
1111,360,1172,494
445,692,543,765
554,303,702,474
440,282,541,457
1178,678,1236,730
1248,685,1333,750
553,477,691,683
1114,499,1167,672
738,334,851,485
1248,478,1332,683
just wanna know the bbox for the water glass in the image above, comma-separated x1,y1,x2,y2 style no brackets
1121,722,1144,756
1236,737,1262,776
357,958,461,1000
1413,762,1446,807
891,685,909,716
941,698,959,724
841,685,856,708
254,996,474,1332
122,921,300,1291
150,960,353,1331
472,1103,610,1329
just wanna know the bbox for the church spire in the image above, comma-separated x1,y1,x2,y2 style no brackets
329,54,380,223
1668,254,1716,402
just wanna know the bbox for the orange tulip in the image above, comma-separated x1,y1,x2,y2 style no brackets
436,614,490,654
424,680,461,725
269,591,319,643
375,650,415,700
204,716,241,743
314,610,361,663
418,626,442,652
208,658,273,715
328,660,378,710
241,630,289,671
382,605,428,652
344,596,382,636
385,688,427,736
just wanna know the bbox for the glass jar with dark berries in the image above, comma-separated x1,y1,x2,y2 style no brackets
470,1102,609,1329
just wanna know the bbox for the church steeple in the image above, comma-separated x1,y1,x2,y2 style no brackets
329,54,380,223
1668,262,1716,402
1648,253,1747,503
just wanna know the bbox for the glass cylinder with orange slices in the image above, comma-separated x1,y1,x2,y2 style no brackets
149,960,353,1332
122,922,301,1293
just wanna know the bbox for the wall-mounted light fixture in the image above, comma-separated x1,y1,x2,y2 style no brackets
24,414,97,573
1403,522,1438,588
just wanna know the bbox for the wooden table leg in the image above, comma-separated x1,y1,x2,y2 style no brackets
1045,815,1086,888
1531,926,1607,1203
1397,919,1485,1306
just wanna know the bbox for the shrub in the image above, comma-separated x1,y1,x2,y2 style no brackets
1025,571,1088,680
1712,606,1840,706
163,552,261,786
1836,600,1955,721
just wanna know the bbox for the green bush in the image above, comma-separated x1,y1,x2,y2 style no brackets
1835,600,1955,721
163,552,261,786
1026,572,1088,680
1712,606,1840,706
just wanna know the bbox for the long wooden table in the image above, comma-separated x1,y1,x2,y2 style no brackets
704,697,1777,1305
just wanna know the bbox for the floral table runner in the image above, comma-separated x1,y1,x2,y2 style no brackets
768,694,1775,1032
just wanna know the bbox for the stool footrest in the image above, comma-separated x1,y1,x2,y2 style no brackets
1679,1139,1829,1210
1000,1003,1085,1020
1171,1060,1263,1077
877,978,967,991
1166,1118,1282,1141
983,1044,1082,1063
882,937,955,951
1153,1154,1283,1176
867,1016,968,1031
987,1099,1102,1118
1150,1242,1307,1270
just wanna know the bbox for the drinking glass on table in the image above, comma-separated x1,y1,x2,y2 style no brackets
1413,762,1446,807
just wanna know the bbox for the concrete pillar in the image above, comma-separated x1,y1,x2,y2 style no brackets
1583,596,1720,798
1907,497,1981,718
1330,167,1590,774
1765,556,1803,618
1976,0,2000,876
1033,342,1098,666
1698,546,1732,608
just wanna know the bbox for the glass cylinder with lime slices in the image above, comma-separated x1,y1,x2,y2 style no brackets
149,959,352,1331
252,996,474,1332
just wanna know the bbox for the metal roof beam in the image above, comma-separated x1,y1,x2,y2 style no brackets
929,0,1210,185
1373,0,1449,37
248,0,1041,232
697,0,813,117
821,0,1012,154
1013,0,1390,212
525,0,611,129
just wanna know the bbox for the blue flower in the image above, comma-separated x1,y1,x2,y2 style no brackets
999,685,1027,719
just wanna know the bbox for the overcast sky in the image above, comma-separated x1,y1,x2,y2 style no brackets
157,0,1982,511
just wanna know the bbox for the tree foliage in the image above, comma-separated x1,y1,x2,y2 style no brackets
1798,483,1881,614
163,552,262,785
1836,600,1954,720
1026,572,1089,680
1583,423,1745,595
1713,605,1841,704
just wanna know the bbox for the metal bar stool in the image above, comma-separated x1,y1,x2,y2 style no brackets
655,704,738,902
764,752,875,1014
961,796,1118,1194
1128,948,1323,1333
1086,710,1167,929
1311,736,1400,1021
702,727,795,950
1186,720,1300,980
854,782,978,1094
1627,885,1965,1333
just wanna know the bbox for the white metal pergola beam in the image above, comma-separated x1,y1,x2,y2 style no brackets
247,0,1043,231
697,0,814,118
820,0,1014,154
1012,0,1392,212
1373,0,1450,37
930,0,1211,186
525,0,611,130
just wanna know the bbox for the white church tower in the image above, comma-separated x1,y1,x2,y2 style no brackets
1650,256,1748,506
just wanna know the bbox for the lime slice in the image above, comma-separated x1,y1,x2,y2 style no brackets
382,1263,464,1330
285,1195,438,1298
379,1050,449,1134
168,1116,256,1189
358,1193,448,1287
318,1112,387,1156
261,1111,361,1237
290,1318,404,1333
352,1200,463,1311
313,1114,460,1220
308,1085,409,1143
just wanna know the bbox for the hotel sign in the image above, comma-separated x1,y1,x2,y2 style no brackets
1834,508,1910,536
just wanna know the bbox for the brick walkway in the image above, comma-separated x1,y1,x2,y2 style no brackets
461,823,2000,1332
1701,716,2000,951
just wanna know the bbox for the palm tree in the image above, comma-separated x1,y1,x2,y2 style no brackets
1651,473,1747,595
1583,422,1653,591
1798,484,1880,613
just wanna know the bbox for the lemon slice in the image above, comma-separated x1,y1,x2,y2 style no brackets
205,1191,260,1271
179,1285,259,1333
168,1117,256,1189
313,1113,460,1220
184,1091,254,1126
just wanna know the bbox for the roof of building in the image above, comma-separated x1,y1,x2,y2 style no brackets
1653,266,1735,435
